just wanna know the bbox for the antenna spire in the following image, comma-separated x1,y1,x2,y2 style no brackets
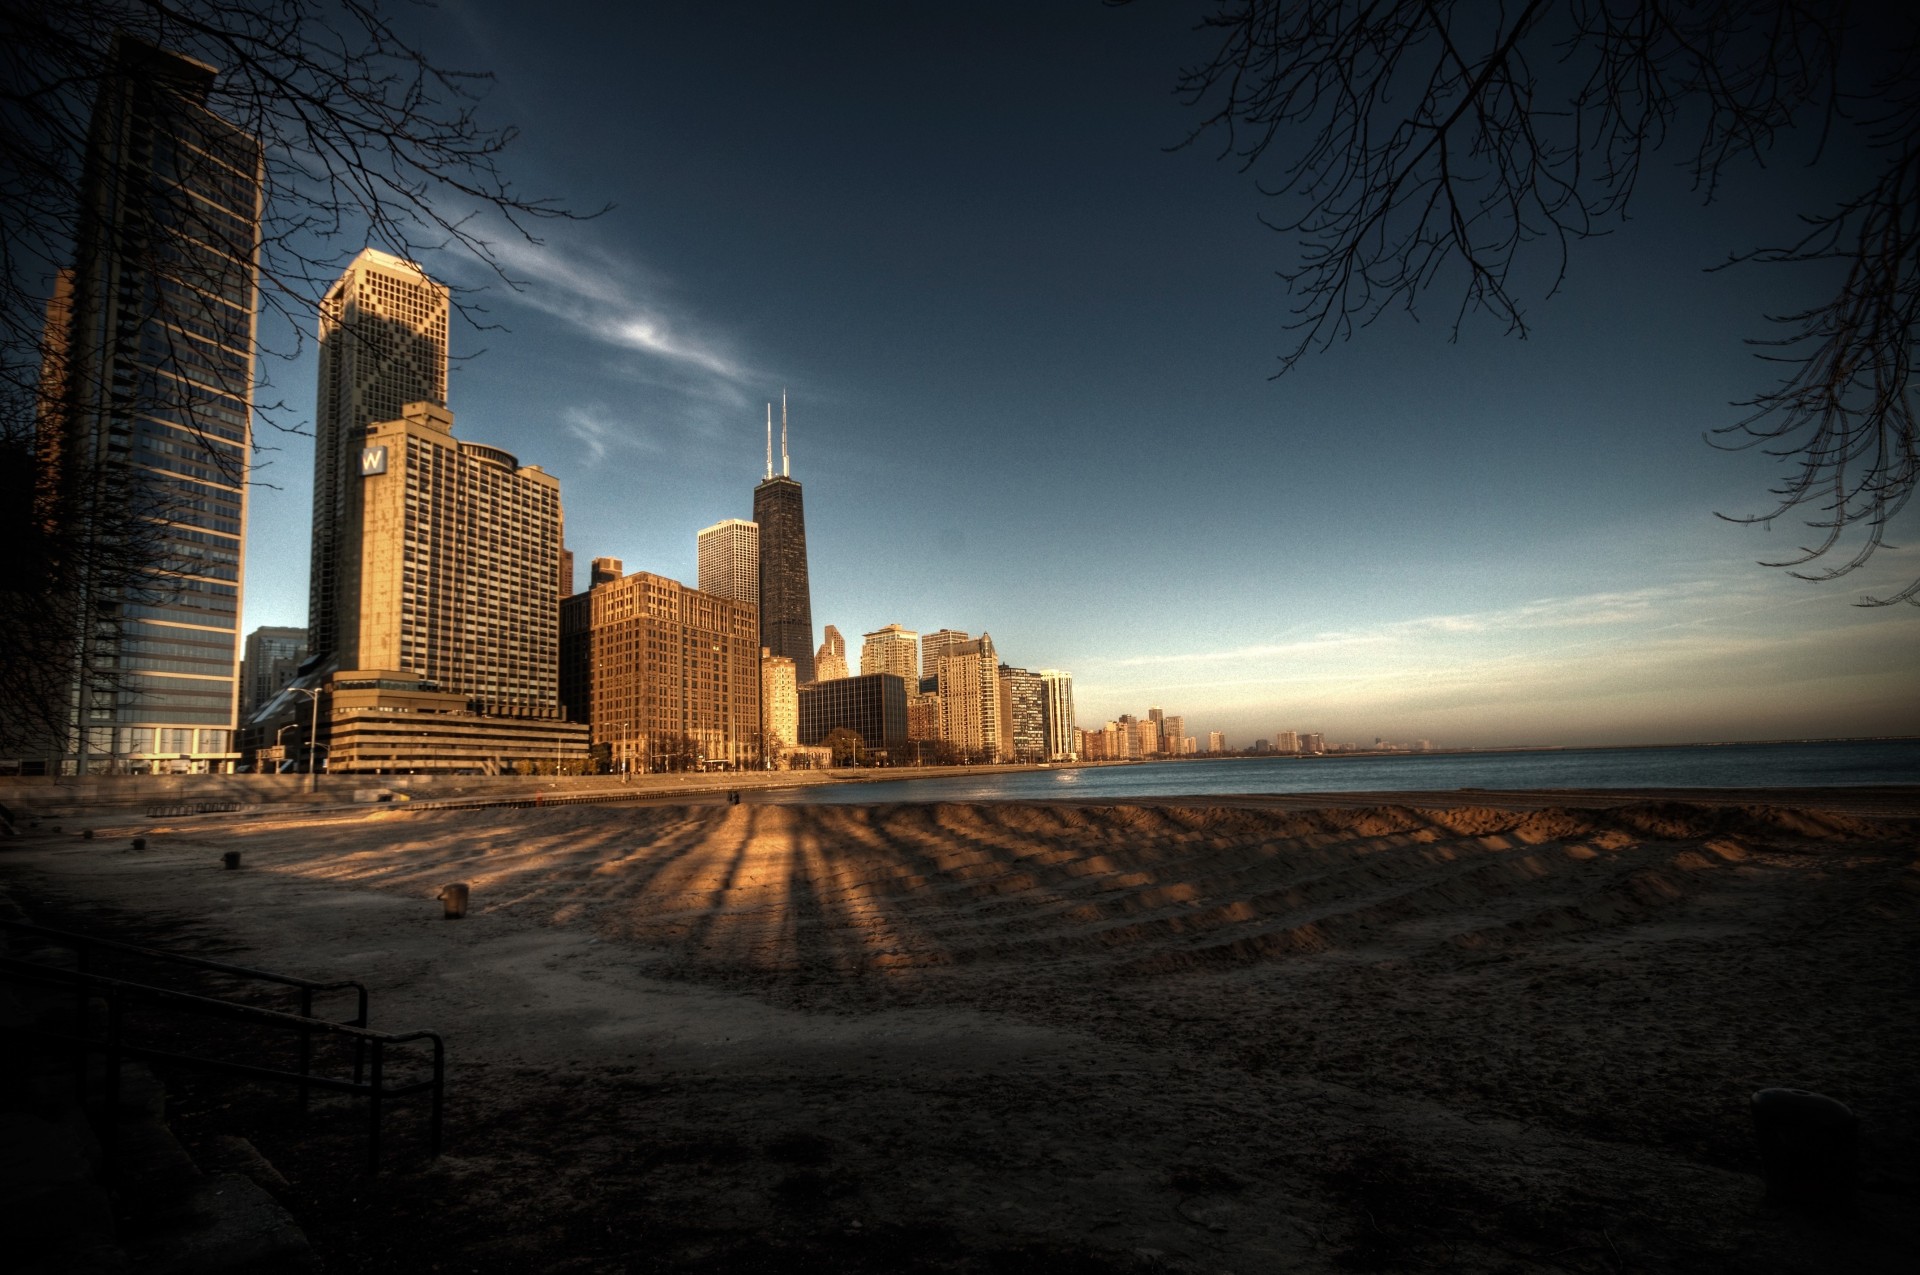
764,404,772,480
781,389,789,477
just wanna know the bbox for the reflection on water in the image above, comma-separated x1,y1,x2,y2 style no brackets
774,739,1917,805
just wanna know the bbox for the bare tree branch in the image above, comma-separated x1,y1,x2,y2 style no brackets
1149,0,1917,603
0,0,602,761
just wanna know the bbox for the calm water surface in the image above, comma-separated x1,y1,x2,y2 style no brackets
775,739,1918,805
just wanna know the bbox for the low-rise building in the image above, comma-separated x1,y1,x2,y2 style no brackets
798,673,909,757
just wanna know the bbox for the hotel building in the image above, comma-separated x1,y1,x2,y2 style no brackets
562,565,761,771
41,37,262,773
308,401,586,772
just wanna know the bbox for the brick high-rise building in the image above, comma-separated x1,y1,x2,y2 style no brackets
566,567,761,771
697,518,758,606
41,37,262,773
309,249,449,667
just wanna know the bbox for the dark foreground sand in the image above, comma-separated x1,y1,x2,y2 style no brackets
6,793,1918,1272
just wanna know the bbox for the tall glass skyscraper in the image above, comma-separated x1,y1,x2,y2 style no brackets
46,37,261,773
753,402,815,683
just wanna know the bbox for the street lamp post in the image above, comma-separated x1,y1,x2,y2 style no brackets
286,686,324,794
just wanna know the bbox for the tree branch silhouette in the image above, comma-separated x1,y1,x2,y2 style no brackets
1153,0,1915,604
1,0,603,760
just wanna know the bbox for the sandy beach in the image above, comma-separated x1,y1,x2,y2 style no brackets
5,792,1917,1271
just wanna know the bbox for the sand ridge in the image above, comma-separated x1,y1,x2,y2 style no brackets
8,796,1918,1271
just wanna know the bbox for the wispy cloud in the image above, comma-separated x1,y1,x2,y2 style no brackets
488,236,748,384
560,405,656,465
1103,586,1683,669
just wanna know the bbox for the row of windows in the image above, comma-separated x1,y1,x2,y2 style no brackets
125,602,235,625
124,634,236,660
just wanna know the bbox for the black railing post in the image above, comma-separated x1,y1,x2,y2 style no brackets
428,1035,445,1159
367,1038,385,1174
69,966,90,1106
298,986,313,1110
352,986,368,1085
102,988,123,1168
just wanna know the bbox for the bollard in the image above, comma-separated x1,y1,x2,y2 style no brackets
1752,1088,1856,1212
438,882,470,920
222,851,242,870
131,837,146,851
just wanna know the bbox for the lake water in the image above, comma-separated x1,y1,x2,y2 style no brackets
775,739,1918,805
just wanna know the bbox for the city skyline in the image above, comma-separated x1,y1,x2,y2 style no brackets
229,4,1918,750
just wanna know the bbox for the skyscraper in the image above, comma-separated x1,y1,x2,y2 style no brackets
697,518,759,605
753,397,814,682
1164,715,1186,756
815,624,849,682
1038,670,1077,761
920,629,971,677
350,402,564,715
239,626,308,718
43,37,262,773
1001,666,1046,763
309,248,449,665
860,624,919,686
933,632,1001,760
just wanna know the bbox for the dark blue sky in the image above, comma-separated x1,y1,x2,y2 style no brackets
242,1,1917,747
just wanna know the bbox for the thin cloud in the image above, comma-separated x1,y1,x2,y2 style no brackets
1102,586,1683,668
561,405,659,465
490,237,747,383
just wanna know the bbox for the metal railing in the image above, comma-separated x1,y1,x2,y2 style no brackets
2,918,369,1097
1,924,441,1173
